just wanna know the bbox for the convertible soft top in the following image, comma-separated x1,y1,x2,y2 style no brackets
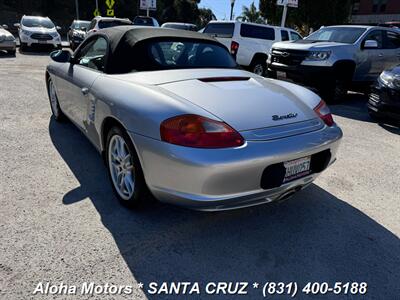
93,26,220,74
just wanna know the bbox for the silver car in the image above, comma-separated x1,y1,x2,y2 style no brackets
0,24,16,55
46,27,342,211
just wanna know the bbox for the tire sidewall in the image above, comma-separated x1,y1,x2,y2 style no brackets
47,77,63,121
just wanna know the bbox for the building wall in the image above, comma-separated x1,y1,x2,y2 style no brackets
351,0,400,24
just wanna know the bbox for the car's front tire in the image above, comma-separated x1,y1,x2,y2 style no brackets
47,77,66,121
250,58,266,76
106,126,150,208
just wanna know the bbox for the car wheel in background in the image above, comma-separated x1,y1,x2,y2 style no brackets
19,42,27,52
251,58,267,76
47,77,66,121
106,126,151,208
8,50,16,56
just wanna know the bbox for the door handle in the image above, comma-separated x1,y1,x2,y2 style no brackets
81,87,89,95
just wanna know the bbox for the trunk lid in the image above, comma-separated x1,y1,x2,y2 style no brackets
157,71,317,131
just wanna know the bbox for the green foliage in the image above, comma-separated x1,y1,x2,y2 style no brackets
237,2,264,23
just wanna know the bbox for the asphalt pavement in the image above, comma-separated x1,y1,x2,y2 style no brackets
0,50,399,300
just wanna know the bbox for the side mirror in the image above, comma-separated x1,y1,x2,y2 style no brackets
50,50,71,63
56,26,62,31
14,23,20,28
2,24,9,30
363,39,378,49
81,27,87,32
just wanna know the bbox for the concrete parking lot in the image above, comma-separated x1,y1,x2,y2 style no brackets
0,50,399,300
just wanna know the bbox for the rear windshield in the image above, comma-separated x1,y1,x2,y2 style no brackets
163,24,197,31
98,20,132,29
133,17,155,26
22,17,55,29
111,39,238,73
240,24,275,40
204,23,234,38
72,21,90,30
306,27,366,44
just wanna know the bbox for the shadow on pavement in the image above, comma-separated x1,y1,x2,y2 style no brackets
48,118,400,299
0,50,16,58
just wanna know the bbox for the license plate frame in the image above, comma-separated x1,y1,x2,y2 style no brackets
37,40,47,44
283,156,311,183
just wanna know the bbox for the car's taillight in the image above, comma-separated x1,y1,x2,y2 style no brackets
160,114,244,148
230,41,239,56
314,100,334,126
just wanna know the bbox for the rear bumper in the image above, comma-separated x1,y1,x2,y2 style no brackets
368,84,400,120
130,124,342,211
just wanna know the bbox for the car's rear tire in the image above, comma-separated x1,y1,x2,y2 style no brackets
47,77,66,122
105,126,151,208
250,58,266,76
8,50,16,56
322,79,348,104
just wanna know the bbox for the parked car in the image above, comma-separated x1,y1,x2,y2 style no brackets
133,16,159,27
203,21,302,75
87,17,133,35
0,24,16,55
161,22,197,31
15,15,61,51
268,25,400,102
368,65,400,121
67,20,90,50
46,27,342,211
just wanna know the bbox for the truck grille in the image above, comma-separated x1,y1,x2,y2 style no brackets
271,49,309,66
369,93,380,104
30,33,52,41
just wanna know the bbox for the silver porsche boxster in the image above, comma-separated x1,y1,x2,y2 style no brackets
46,26,342,211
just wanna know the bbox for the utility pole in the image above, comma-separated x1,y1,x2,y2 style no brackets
281,3,288,27
75,0,79,20
230,0,235,21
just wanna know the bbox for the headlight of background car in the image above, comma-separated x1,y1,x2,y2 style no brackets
306,51,331,61
379,71,400,90
72,31,84,39
20,29,30,36
51,32,59,38
5,35,15,41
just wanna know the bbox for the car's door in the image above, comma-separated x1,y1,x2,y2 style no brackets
56,35,107,128
359,30,385,81
383,30,400,69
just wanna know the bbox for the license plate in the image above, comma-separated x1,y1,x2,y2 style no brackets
277,71,287,79
283,156,311,183
38,40,47,44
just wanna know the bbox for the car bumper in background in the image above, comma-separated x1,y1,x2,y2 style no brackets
20,35,61,47
368,84,400,120
0,40,16,51
130,124,343,211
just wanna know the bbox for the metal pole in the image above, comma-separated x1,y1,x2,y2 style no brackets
281,4,288,27
147,8,149,17
230,2,234,20
75,0,79,20
95,0,99,12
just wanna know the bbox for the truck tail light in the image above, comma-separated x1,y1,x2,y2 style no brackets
314,100,334,126
230,41,239,56
160,114,244,148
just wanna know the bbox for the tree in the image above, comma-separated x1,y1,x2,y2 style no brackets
237,2,264,23
198,8,216,29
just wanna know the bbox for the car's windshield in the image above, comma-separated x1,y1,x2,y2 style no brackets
133,17,155,26
22,17,55,29
306,27,366,44
72,21,90,30
98,20,132,29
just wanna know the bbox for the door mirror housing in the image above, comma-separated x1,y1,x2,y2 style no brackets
81,27,87,32
2,24,9,30
363,39,378,49
50,50,71,63
14,23,20,28
56,26,62,31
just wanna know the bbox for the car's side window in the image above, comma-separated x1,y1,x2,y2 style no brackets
240,24,275,40
76,37,108,72
384,31,400,49
363,30,383,49
281,30,289,41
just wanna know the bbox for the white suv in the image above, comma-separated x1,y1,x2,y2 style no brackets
16,16,61,51
204,21,302,75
